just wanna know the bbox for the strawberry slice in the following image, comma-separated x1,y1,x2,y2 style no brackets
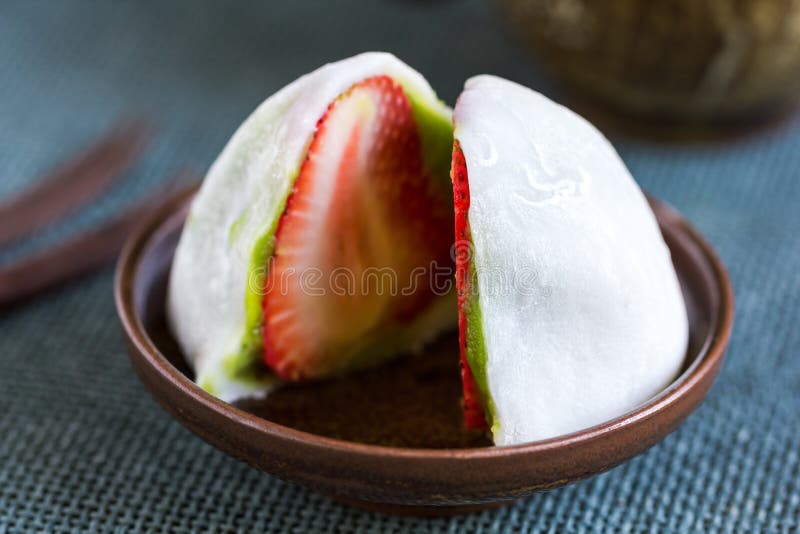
451,141,489,430
262,76,454,381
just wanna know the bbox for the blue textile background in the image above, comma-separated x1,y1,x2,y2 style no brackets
1,1,798,532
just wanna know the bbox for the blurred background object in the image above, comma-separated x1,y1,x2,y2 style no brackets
496,0,800,133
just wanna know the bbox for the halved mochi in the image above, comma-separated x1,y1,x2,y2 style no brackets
452,75,688,445
168,53,455,400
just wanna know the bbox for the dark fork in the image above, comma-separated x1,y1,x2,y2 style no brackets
0,118,152,247
0,172,197,308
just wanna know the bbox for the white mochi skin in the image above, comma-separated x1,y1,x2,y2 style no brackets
453,75,689,445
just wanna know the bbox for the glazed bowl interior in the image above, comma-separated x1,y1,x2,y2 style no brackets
116,187,732,512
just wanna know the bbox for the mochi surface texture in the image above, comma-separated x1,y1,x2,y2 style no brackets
453,75,689,445
167,52,454,401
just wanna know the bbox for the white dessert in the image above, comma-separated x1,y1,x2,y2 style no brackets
454,75,688,445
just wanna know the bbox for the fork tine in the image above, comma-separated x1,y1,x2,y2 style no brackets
0,117,152,248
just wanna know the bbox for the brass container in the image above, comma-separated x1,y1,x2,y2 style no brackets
496,0,800,124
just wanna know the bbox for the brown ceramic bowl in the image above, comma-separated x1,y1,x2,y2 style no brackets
115,186,733,516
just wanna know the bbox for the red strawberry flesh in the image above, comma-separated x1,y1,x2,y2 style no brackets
452,141,488,430
262,76,453,381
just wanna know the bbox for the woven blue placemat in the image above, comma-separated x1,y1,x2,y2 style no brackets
1,1,798,532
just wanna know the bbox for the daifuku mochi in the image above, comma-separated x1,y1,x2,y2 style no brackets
168,53,456,401
451,75,689,445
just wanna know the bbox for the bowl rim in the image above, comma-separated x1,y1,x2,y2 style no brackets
115,185,734,460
